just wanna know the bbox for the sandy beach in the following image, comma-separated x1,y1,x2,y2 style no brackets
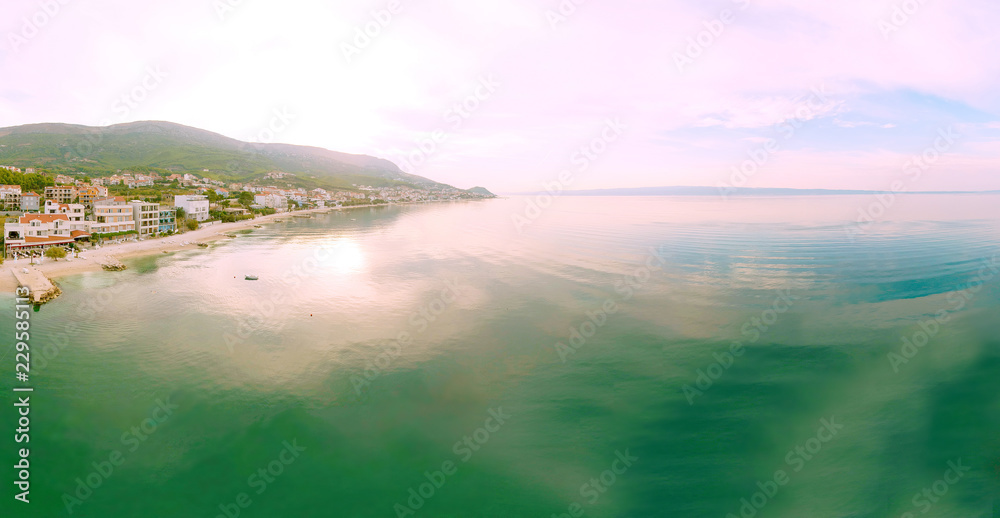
0,206,338,293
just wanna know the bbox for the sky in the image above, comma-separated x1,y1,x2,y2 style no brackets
1,0,999,192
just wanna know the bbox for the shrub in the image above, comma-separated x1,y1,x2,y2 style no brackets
45,247,67,261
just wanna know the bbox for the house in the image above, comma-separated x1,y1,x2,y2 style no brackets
45,186,77,203
4,213,90,257
174,194,210,221
126,175,154,188
0,185,22,211
20,192,40,212
215,188,230,197
54,174,75,185
76,184,109,206
43,200,85,222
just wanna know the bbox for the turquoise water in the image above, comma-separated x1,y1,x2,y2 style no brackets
2,195,999,517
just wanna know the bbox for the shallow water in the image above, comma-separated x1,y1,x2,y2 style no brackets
2,195,999,517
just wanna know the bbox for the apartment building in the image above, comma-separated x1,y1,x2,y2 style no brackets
43,200,85,222
254,193,286,209
129,200,160,236
77,184,110,206
174,195,210,221
91,197,135,234
45,186,78,203
0,184,21,211
157,207,176,234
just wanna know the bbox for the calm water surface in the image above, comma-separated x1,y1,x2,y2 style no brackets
2,195,999,517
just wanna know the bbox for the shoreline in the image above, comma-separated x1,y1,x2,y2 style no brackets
0,203,403,295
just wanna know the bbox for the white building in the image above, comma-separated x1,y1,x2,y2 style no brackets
126,175,154,188
44,200,85,222
174,194,210,221
254,193,286,209
0,184,22,210
4,213,89,257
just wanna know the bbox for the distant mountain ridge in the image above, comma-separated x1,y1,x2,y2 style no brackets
0,121,479,193
467,186,495,197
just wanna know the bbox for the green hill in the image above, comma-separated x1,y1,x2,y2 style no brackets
467,186,496,197
0,121,464,192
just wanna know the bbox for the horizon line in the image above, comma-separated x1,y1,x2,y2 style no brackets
502,186,1000,196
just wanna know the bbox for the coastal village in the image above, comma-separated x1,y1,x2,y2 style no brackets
0,165,492,302
0,165,489,260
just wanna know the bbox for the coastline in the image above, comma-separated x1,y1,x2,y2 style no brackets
0,204,383,294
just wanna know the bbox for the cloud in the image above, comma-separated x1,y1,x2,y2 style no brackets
1,0,999,191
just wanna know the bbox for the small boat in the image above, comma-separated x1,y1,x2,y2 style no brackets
245,275,258,280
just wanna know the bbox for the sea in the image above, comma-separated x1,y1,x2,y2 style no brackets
2,194,999,517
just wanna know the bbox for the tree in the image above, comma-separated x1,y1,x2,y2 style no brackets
238,191,254,207
45,247,67,261
174,207,186,220
186,219,199,231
